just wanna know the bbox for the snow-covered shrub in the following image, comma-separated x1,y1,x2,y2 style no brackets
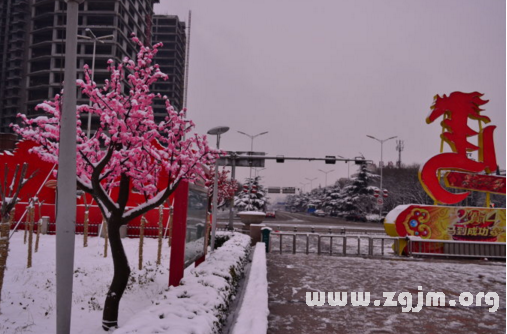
212,234,231,249
115,232,251,334
235,176,268,212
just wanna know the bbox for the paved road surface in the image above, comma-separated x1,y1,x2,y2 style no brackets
218,210,383,230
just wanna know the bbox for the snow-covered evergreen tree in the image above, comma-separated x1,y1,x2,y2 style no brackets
285,184,341,213
285,193,310,212
234,176,268,212
317,184,342,211
337,164,379,213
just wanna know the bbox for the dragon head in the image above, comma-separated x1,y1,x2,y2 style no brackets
427,91,489,125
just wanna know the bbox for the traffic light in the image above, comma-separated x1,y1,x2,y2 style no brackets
325,156,336,164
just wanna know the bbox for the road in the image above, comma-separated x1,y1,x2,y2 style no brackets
218,210,383,230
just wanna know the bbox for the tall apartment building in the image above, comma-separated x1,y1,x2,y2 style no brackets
152,15,187,118
0,0,187,134
0,0,30,133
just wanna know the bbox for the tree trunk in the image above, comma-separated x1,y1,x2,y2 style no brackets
0,214,11,312
138,216,145,270
102,216,130,331
156,206,163,265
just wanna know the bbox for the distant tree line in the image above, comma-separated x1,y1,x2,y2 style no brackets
285,163,505,219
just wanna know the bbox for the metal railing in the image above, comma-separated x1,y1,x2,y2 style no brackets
269,232,400,257
216,222,385,235
42,223,169,239
407,238,506,259
272,225,386,235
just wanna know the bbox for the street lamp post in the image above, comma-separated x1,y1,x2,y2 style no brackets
237,131,268,178
299,182,308,194
305,177,317,192
318,169,334,188
366,135,397,214
207,126,230,252
77,29,114,138
253,167,266,177
337,155,350,178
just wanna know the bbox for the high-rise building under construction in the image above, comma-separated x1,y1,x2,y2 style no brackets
0,0,187,134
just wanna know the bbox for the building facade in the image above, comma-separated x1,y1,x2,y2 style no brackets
0,0,30,133
152,15,187,117
0,0,186,134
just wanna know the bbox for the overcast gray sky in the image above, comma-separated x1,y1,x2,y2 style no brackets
155,0,506,197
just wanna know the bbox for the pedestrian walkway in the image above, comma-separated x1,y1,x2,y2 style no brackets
267,253,505,334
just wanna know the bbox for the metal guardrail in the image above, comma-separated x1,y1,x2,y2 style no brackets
216,222,385,235
407,238,506,259
270,225,386,235
269,232,400,257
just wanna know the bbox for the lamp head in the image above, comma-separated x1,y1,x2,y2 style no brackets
207,126,229,136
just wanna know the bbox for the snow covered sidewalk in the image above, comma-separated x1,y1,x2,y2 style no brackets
267,253,505,334
231,243,269,334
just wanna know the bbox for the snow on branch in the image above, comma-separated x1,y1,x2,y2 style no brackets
13,36,220,218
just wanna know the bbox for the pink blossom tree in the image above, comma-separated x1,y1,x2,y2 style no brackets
205,168,238,209
13,37,218,331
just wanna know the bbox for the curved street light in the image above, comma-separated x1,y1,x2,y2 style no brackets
237,130,269,151
237,130,268,177
318,169,334,188
305,177,317,192
299,182,308,194
77,28,114,138
366,135,397,213
253,167,266,177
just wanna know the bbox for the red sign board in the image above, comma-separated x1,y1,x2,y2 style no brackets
444,171,505,195
385,204,505,245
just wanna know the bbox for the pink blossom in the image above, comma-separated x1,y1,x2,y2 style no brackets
13,37,220,219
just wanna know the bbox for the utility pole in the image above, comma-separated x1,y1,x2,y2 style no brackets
396,140,404,168
57,1,83,333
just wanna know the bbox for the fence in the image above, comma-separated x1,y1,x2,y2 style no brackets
268,224,385,235
39,223,169,239
216,222,385,235
406,238,506,259
269,232,400,257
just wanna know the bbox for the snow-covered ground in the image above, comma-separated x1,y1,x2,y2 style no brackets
1,229,255,334
0,231,252,334
0,232,184,333
267,253,506,334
